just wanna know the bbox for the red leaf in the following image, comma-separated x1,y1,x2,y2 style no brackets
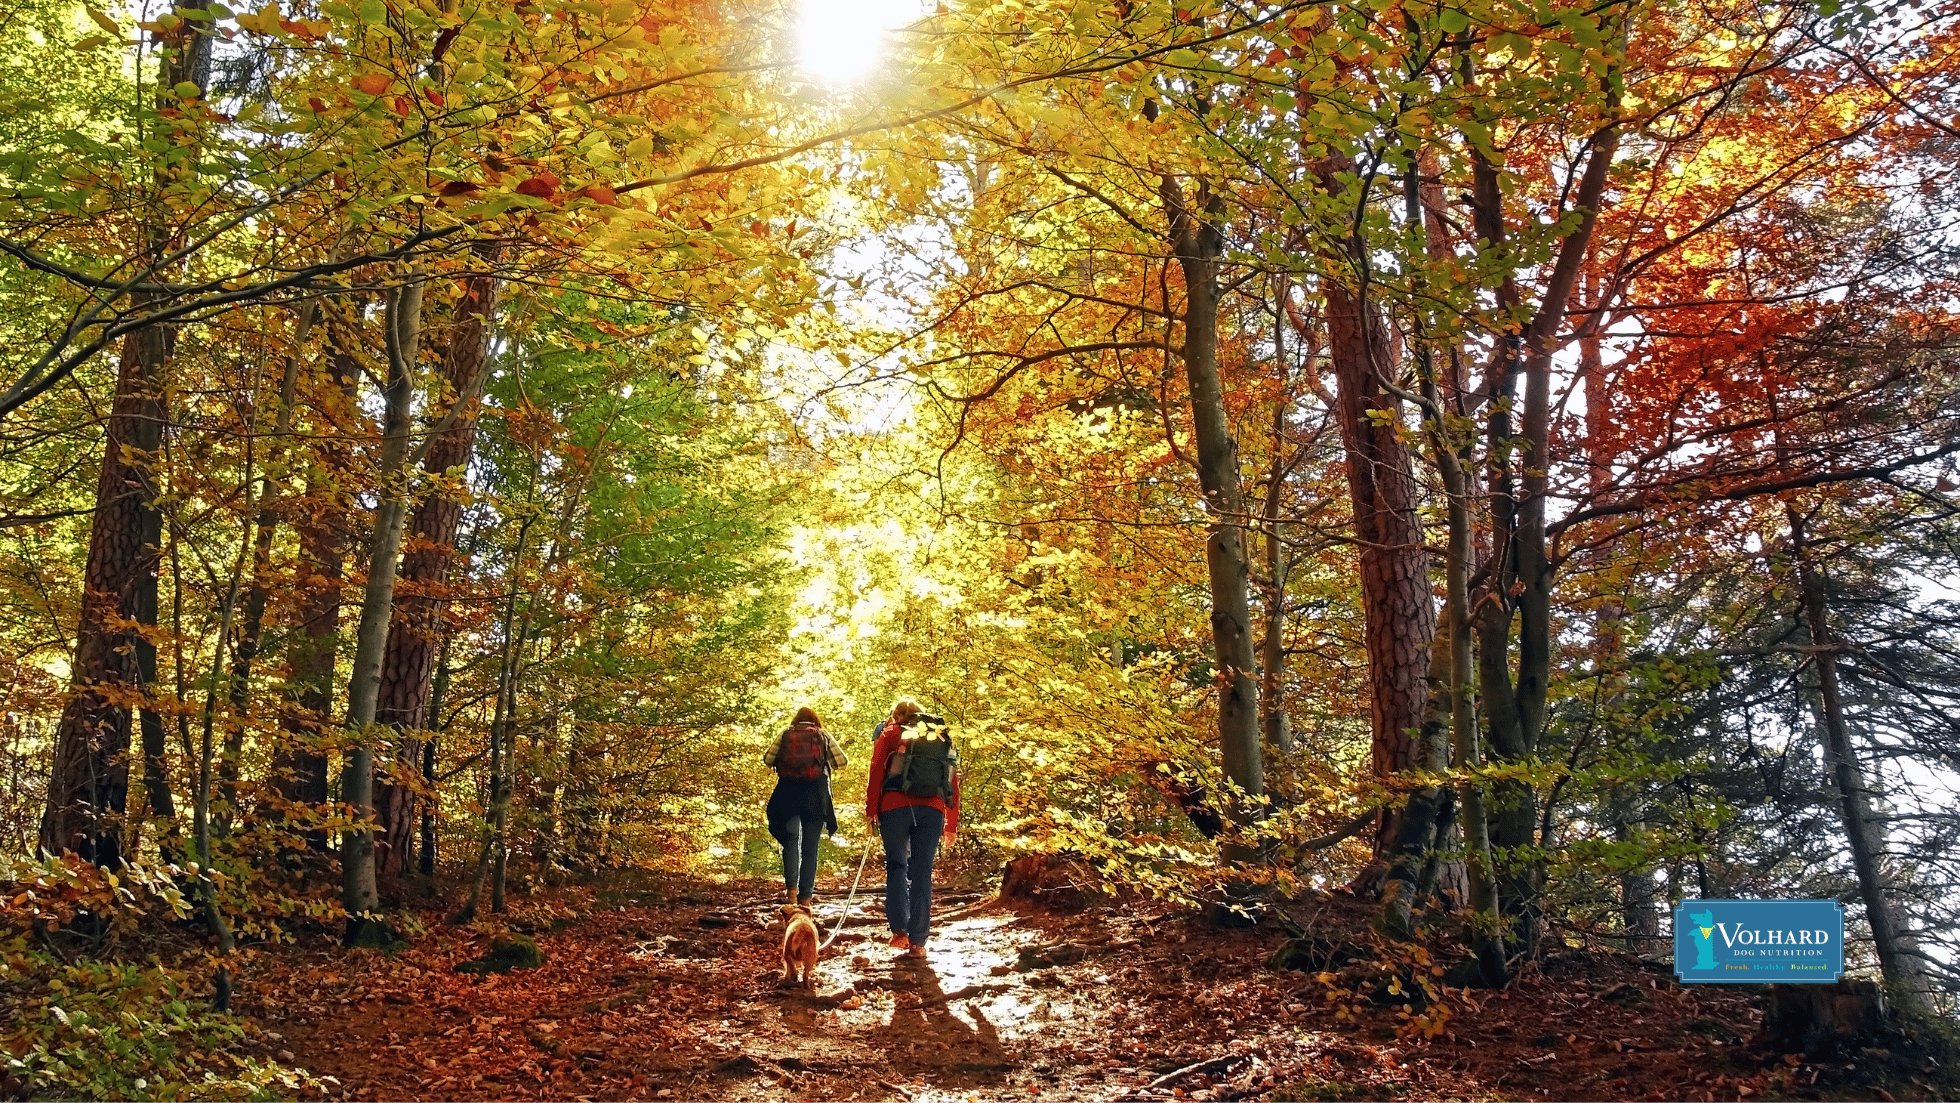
307,96,329,112
423,87,445,106
579,185,619,206
392,95,413,116
514,172,560,198
431,25,460,62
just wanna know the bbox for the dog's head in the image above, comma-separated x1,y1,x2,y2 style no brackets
778,904,812,922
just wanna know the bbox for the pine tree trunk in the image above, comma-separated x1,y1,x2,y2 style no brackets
1313,152,1436,869
41,24,213,865
373,265,500,887
42,324,170,865
1789,507,1929,1011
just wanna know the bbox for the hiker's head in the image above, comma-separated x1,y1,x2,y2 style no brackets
891,699,922,726
792,706,822,727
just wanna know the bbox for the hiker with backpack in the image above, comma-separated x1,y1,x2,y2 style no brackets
765,707,847,907
865,698,961,958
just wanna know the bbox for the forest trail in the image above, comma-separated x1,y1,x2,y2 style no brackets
227,873,1909,1102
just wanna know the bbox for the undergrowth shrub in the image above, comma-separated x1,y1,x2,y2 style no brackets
0,855,317,1101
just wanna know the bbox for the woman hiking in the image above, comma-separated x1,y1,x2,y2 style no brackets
866,698,960,958
764,707,847,907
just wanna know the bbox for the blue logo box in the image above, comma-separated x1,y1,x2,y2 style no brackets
1674,899,1844,983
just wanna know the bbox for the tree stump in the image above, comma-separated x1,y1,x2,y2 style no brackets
999,853,1098,911
456,934,545,975
1761,978,1889,1056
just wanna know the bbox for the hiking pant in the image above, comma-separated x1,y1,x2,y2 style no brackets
879,805,944,944
780,814,823,901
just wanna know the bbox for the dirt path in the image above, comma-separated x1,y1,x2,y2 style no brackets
237,875,1896,1102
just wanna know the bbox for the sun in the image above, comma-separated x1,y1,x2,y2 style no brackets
796,0,919,86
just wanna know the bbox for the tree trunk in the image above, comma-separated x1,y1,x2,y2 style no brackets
373,265,500,887
1373,159,1457,939
1260,285,1304,769
1576,285,1661,955
1789,507,1929,1012
418,635,450,877
41,23,213,865
1160,177,1263,824
456,514,532,924
342,283,421,932
1467,99,1620,955
273,317,360,852
217,303,316,837
1311,152,1435,867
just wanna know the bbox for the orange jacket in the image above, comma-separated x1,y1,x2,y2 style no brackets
865,720,960,834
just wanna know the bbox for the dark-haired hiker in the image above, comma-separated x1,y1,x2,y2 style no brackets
865,698,960,957
765,707,847,907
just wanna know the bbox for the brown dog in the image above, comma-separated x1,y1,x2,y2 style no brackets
779,904,819,990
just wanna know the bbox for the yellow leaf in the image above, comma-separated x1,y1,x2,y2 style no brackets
85,6,120,32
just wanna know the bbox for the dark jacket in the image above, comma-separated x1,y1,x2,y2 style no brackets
766,723,840,842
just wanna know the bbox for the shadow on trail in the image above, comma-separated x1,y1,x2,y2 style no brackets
877,954,1012,1089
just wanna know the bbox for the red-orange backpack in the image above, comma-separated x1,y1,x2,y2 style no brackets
774,723,829,781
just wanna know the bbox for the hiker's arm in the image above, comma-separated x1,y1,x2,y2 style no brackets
821,729,848,770
865,734,890,824
945,771,960,838
762,733,781,767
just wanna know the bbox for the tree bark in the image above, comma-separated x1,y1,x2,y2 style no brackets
342,283,420,930
373,264,500,887
273,316,359,852
1310,153,1435,867
41,23,212,865
1260,286,1305,769
1576,285,1661,954
1467,98,1620,955
1160,177,1264,824
1789,509,1929,1011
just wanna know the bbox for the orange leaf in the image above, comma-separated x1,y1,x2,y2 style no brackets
423,87,445,106
351,72,390,96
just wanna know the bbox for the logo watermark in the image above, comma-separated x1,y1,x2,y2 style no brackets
1673,899,1844,983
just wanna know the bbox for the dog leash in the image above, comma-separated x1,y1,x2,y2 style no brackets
819,840,872,950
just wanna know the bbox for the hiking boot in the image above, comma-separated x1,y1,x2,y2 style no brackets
798,896,814,908
786,888,797,905
888,932,912,950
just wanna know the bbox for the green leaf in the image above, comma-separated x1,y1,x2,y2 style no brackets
1438,7,1469,32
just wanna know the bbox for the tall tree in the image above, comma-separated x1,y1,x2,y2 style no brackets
373,264,500,887
40,19,212,864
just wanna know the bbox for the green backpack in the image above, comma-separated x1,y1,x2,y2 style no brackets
884,721,957,800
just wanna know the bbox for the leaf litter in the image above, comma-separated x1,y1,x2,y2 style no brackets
229,875,1942,1101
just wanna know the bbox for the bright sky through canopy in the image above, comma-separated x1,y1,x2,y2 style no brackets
796,0,919,84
